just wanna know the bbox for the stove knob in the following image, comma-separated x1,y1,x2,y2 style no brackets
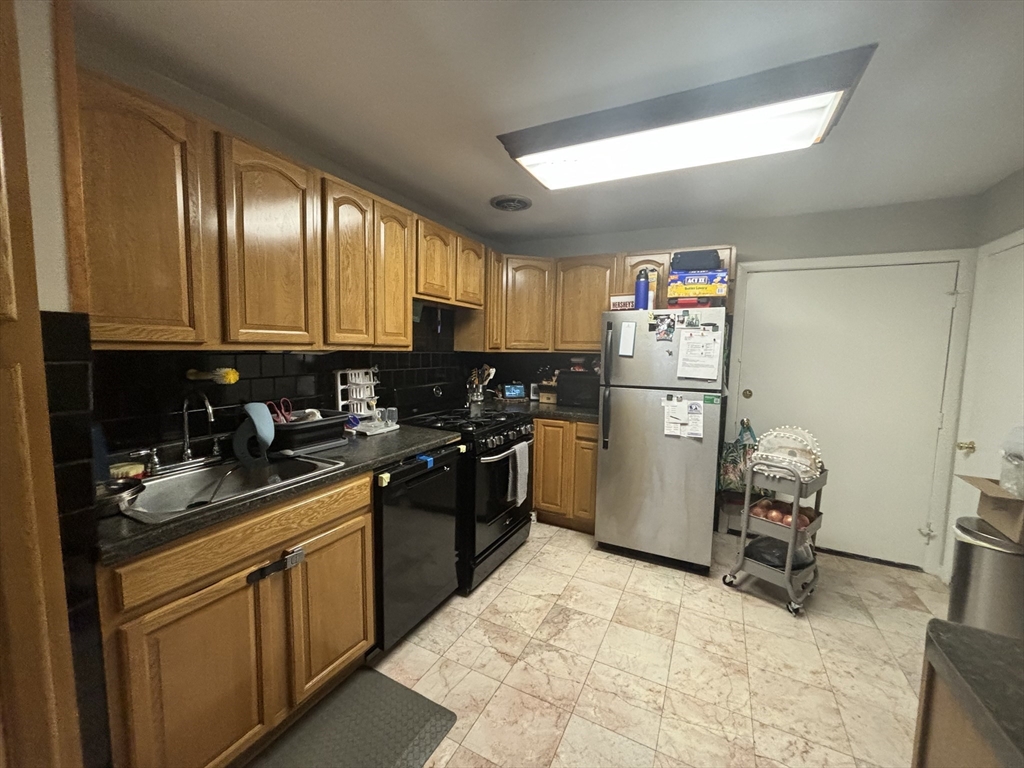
495,435,505,446
486,437,497,449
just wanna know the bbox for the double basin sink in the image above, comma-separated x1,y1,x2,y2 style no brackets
122,455,341,525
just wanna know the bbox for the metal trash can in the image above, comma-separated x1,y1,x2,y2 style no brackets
948,517,1024,639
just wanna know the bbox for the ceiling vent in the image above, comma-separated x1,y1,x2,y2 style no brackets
490,194,532,212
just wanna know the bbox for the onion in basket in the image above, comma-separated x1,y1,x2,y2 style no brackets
766,509,784,523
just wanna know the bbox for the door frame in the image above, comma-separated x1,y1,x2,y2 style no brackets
727,248,977,575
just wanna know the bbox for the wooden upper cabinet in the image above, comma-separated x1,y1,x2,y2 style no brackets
504,256,553,350
455,236,485,307
220,136,319,345
618,252,671,308
554,254,615,351
119,566,273,768
78,73,206,343
323,177,374,346
416,219,456,301
287,512,374,705
486,249,505,350
374,202,414,348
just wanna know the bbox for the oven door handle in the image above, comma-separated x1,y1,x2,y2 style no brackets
478,439,534,463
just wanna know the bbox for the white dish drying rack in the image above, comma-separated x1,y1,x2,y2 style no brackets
334,367,399,435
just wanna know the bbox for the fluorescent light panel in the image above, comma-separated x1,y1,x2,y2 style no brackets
518,91,843,190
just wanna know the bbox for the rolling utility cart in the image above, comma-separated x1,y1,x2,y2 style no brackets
723,459,828,615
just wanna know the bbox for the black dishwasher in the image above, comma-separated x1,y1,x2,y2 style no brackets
374,444,461,651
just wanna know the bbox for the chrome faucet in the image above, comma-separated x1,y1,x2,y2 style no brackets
182,392,215,461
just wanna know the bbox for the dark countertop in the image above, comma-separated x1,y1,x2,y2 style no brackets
490,401,599,424
96,425,460,566
925,619,1024,767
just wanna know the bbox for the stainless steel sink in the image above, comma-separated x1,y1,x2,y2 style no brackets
122,456,341,525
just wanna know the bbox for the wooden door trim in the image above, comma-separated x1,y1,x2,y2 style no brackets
287,513,374,705
0,4,82,762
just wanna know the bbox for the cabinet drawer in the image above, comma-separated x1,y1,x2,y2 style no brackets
575,422,598,441
113,474,371,612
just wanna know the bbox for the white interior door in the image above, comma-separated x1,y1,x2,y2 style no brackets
943,238,1024,574
733,262,959,566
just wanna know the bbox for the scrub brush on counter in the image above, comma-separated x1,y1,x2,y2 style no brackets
186,367,240,384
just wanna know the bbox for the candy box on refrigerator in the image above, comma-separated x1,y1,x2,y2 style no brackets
667,269,728,298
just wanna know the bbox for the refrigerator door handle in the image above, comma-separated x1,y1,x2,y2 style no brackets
602,387,611,449
603,321,613,386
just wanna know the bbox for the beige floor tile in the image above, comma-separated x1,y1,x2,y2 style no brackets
657,713,756,768
549,528,598,553
814,560,861,597
752,722,856,767
821,651,919,720
864,603,931,639
507,563,572,602
479,588,554,635
882,630,927,694
486,556,527,585
596,622,674,685
748,667,850,755
803,588,874,627
587,547,639,567
667,641,751,713
675,610,746,660
408,605,477,655
662,688,753,740
613,592,680,640
529,522,559,540
447,745,499,768
912,587,948,617
625,566,686,605
449,578,506,617
742,595,815,643
462,684,571,768
413,658,472,703
575,553,634,590
557,577,622,620
444,617,532,681
756,757,789,768
552,714,656,768
502,639,592,711
680,575,745,623
851,574,929,612
836,692,916,768
534,604,611,659
744,625,830,689
896,569,946,592
574,661,665,748
441,671,504,742
373,641,440,687
425,737,460,768
517,538,547,557
530,542,589,577
653,752,690,768
809,615,895,664
854,760,881,768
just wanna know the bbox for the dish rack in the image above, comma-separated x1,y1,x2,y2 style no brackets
334,367,399,436
723,458,828,615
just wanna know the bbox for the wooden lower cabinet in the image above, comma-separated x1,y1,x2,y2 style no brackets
533,419,599,532
288,513,374,705
98,475,374,768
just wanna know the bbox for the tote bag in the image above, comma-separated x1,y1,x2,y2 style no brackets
719,419,758,493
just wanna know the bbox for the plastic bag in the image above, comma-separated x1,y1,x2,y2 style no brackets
1000,426,1024,499
743,536,815,571
719,420,758,492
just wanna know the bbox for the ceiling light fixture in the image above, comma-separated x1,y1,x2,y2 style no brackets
497,44,877,190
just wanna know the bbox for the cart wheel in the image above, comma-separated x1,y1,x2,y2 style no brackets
722,574,737,587
786,601,803,616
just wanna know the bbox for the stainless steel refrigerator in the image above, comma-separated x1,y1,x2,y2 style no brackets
596,307,726,567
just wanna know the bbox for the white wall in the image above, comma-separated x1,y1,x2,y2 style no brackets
15,0,70,312
977,168,1024,245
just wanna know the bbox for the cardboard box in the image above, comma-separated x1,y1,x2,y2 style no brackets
667,269,728,298
958,475,1024,544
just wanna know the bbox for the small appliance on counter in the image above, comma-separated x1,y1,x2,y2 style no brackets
497,382,528,401
538,382,557,404
556,371,599,408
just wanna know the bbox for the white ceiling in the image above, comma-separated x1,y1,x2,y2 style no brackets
74,0,1024,245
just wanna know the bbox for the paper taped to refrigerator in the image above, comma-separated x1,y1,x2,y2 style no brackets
618,321,636,357
663,400,686,436
684,400,704,438
677,326,722,379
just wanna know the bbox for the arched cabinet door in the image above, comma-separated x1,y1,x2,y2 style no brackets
374,202,414,348
455,236,485,307
323,177,374,346
416,218,455,301
220,135,320,346
504,256,553,350
78,73,206,343
554,254,615,351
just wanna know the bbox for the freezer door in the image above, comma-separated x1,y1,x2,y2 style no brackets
596,386,720,566
600,308,725,391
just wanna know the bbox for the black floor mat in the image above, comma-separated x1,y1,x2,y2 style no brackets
247,668,456,768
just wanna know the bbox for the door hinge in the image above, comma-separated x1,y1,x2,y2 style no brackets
917,523,937,544
246,546,305,584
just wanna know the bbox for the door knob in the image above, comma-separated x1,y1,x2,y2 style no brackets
956,441,976,454
742,389,753,399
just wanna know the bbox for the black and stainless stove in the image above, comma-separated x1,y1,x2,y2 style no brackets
395,383,534,593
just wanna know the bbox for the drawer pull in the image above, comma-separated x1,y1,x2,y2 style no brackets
246,546,305,584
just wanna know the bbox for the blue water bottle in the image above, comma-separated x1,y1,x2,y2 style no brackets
634,268,650,310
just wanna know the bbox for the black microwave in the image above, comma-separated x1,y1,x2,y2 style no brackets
556,371,599,408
